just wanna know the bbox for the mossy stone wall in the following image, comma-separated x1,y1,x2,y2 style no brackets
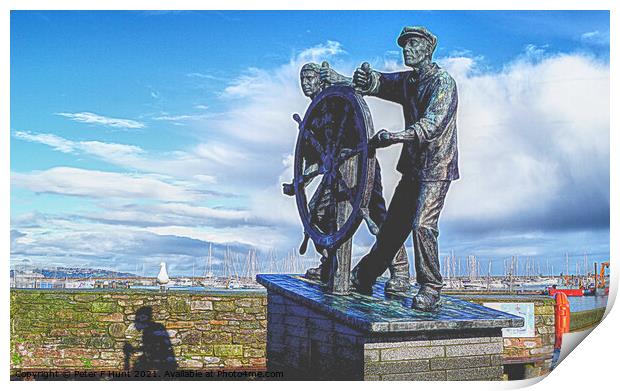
570,307,605,332
10,289,267,372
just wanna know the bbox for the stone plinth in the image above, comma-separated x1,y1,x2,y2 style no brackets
256,274,524,381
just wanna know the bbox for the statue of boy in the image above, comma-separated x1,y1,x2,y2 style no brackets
283,62,411,294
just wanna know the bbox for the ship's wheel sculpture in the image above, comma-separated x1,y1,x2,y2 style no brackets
291,84,377,293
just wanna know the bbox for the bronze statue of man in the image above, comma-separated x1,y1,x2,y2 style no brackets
300,62,323,100
282,63,323,198
348,26,459,311
284,62,411,294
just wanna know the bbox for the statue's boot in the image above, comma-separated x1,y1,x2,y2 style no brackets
305,255,330,283
412,285,441,311
305,265,322,281
385,247,410,294
350,265,373,295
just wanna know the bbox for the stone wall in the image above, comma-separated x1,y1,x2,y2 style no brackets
10,289,267,373
570,308,605,332
267,292,505,381
457,295,556,378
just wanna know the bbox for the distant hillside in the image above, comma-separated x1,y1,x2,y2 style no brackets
28,267,137,279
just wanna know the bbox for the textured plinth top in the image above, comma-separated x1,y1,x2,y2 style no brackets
257,274,524,333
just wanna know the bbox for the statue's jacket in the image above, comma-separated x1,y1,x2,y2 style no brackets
367,63,460,181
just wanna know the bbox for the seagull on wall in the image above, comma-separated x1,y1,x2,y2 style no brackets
157,262,170,291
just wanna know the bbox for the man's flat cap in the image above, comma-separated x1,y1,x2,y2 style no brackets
301,62,321,73
397,26,437,51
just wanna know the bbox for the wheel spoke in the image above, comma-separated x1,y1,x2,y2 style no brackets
336,143,364,167
308,181,326,213
333,104,350,150
309,174,334,207
308,176,337,235
303,163,320,182
323,170,334,187
304,129,325,157
336,175,356,203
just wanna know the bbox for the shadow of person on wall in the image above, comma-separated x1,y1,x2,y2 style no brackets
123,306,178,376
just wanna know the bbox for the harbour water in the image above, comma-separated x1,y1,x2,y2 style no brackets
567,295,608,312
128,285,266,294
130,285,608,312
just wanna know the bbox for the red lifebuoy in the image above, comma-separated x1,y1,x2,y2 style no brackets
554,292,570,349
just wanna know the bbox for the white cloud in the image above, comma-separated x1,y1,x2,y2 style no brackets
56,111,145,129
436,56,478,79
77,201,255,229
192,142,248,167
11,209,288,271
193,174,217,184
12,167,202,202
436,52,609,229
77,140,144,160
13,131,75,153
522,44,548,61
153,113,211,121
12,131,243,187
222,67,271,99
14,130,146,163
298,40,345,63
145,225,285,251
187,72,223,80
580,30,610,46
10,219,201,269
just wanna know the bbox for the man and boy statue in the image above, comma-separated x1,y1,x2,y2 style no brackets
284,26,459,311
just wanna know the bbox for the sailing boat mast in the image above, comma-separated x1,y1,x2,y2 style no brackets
208,244,213,277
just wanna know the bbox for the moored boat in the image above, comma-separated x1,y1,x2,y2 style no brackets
547,285,584,297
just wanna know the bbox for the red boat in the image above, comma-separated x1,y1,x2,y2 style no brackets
547,286,584,297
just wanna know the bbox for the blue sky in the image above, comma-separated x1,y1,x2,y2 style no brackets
10,11,610,277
